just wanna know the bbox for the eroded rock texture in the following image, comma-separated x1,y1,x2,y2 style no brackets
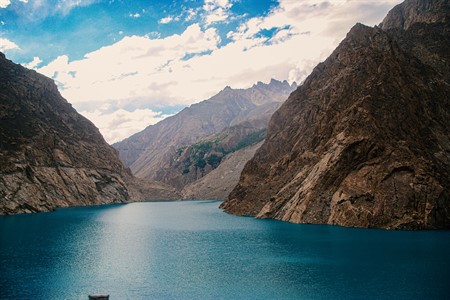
221,0,450,229
0,52,174,214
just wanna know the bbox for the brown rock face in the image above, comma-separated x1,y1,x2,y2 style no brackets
0,53,178,214
380,0,449,30
221,0,450,229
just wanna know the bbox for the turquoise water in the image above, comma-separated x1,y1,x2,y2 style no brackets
0,201,449,299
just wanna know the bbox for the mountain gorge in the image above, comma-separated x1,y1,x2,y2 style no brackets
221,0,450,229
0,53,178,214
114,79,296,194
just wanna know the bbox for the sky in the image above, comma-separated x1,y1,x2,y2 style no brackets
0,0,402,144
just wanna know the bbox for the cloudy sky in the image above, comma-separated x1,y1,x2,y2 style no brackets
0,0,402,143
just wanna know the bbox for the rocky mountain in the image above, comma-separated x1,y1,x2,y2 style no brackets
221,0,450,229
0,52,179,215
114,79,296,190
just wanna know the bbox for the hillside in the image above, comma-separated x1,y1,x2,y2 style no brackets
182,141,263,201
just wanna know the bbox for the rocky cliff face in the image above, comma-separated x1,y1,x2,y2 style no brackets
114,79,296,190
0,53,178,214
221,0,450,229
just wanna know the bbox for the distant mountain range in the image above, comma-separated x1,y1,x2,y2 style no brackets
221,0,450,229
0,52,179,215
113,79,297,196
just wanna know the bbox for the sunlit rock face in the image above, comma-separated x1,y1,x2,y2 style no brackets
221,0,450,229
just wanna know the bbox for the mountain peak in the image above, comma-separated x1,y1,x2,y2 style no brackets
270,78,281,85
251,78,294,90
380,0,449,30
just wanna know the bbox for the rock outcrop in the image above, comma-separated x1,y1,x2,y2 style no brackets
221,0,450,229
114,79,296,190
0,53,178,214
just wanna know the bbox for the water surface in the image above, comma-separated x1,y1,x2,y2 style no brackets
1,201,449,299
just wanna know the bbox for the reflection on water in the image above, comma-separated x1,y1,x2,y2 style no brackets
1,201,450,299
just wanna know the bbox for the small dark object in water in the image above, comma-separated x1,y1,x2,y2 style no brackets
89,294,109,300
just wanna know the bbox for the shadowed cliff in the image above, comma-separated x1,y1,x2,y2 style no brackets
0,53,178,214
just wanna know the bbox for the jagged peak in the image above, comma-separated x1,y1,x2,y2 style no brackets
270,78,282,85
251,78,294,90
217,78,295,95
380,0,450,30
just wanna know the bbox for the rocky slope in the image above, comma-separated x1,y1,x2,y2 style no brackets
182,141,263,200
159,123,266,190
0,53,178,214
221,0,450,229
114,79,296,190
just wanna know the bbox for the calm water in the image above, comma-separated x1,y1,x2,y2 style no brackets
1,201,449,299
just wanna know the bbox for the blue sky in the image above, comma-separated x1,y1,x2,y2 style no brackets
0,0,402,143
1,0,278,65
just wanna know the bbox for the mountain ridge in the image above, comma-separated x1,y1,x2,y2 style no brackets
114,79,296,190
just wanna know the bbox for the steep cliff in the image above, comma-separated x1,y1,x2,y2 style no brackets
221,0,450,229
114,79,296,189
0,53,178,214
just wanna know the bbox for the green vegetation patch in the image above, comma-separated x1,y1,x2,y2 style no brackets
176,128,266,174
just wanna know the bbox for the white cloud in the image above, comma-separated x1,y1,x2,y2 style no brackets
0,37,20,51
23,56,42,69
159,15,183,25
0,0,10,9
80,108,171,144
38,23,221,106
0,0,29,9
35,0,402,143
159,16,174,24
203,0,233,25
185,8,198,22
223,0,403,84
129,12,140,18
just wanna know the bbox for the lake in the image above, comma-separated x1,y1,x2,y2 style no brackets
0,200,449,299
